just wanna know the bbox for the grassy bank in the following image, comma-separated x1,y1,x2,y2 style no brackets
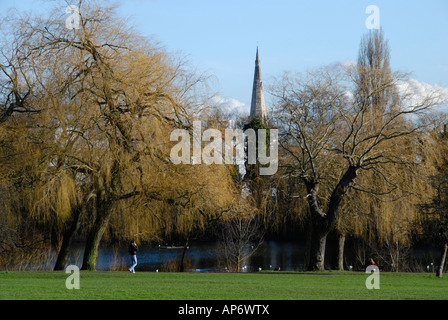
0,271,447,300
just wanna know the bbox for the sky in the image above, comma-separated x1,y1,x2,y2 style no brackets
1,0,447,114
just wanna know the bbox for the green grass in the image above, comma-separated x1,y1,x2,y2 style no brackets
0,271,447,300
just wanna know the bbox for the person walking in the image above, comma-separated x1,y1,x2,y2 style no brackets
128,240,138,273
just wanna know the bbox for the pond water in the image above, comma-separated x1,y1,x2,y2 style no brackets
64,241,308,272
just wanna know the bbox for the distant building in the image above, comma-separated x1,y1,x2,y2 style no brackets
250,47,267,122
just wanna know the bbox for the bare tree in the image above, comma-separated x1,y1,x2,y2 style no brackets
217,201,264,272
272,30,445,271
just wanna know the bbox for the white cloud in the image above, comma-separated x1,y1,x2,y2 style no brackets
396,78,448,111
210,95,249,119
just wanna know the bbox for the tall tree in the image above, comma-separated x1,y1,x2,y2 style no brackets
272,30,445,271
419,122,448,277
1,0,226,271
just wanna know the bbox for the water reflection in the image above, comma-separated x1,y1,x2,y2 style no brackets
65,241,306,272
251,242,307,272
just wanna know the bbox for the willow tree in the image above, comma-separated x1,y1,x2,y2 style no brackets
333,31,444,272
418,120,448,277
426,163,448,277
335,154,435,271
0,9,87,267
272,30,445,271
0,0,221,271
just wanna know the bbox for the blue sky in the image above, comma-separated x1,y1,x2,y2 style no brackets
1,0,447,112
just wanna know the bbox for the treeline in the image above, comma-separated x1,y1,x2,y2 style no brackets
0,1,447,275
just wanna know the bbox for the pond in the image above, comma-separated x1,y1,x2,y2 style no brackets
64,241,308,272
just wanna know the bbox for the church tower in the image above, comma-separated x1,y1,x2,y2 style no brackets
250,47,267,122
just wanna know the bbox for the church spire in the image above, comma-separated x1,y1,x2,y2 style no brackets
250,47,266,122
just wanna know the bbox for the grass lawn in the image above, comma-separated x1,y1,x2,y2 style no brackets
0,271,447,300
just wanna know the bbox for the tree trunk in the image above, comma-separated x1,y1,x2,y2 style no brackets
54,205,82,271
179,233,190,272
436,243,448,278
307,210,328,271
308,227,328,271
306,166,359,271
305,182,327,271
81,203,111,271
303,220,312,270
338,233,346,271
